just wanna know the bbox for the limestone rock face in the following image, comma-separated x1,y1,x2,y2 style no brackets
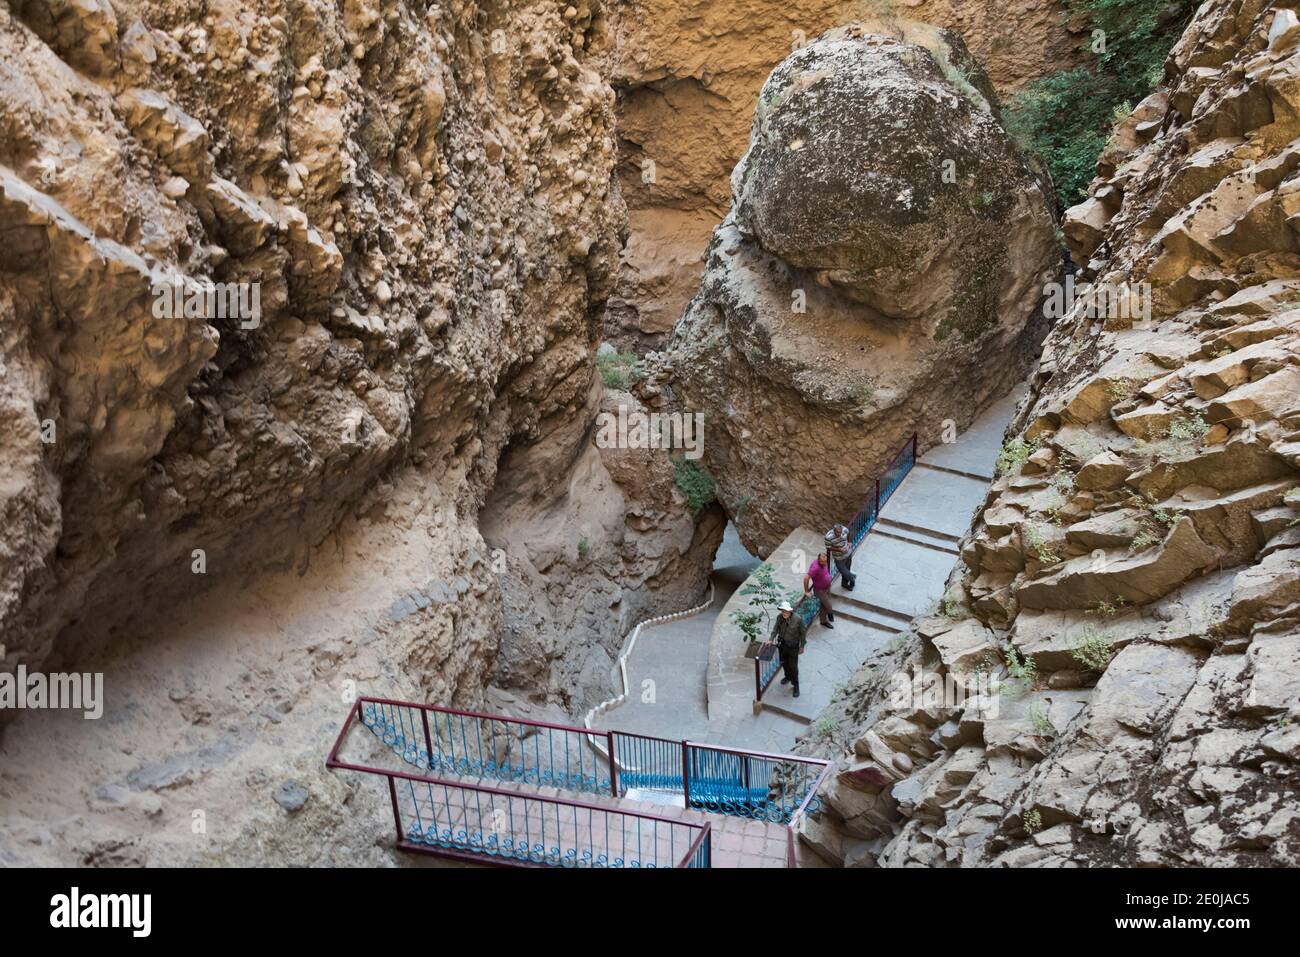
0,0,633,690
601,0,1084,347
661,23,1058,554
0,0,726,867
804,0,1300,869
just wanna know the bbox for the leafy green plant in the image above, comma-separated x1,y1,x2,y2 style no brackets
939,589,962,620
1129,529,1159,552
597,350,642,391
814,716,838,740
1027,702,1055,736
1001,645,1038,698
1023,524,1060,564
1072,624,1116,671
577,535,589,558
671,457,717,515
730,608,766,645
1004,0,1197,208
997,436,1039,475
1023,808,1043,835
1092,596,1128,617
733,562,800,643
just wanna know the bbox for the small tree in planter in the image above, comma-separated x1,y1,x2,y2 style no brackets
731,562,801,643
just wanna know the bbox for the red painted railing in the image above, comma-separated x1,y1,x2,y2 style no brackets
328,699,709,868
328,697,831,867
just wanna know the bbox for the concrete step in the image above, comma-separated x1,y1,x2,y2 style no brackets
874,517,962,555
826,588,912,632
830,603,906,634
914,460,994,483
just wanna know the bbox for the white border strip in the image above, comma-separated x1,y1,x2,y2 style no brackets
582,582,716,761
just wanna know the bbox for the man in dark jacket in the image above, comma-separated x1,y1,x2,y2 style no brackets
771,600,808,698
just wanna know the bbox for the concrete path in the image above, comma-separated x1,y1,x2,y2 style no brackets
605,385,1022,755
706,386,1024,726
610,541,809,754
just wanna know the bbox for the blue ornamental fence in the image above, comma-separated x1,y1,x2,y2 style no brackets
755,432,918,701
385,767,709,868
360,699,613,795
608,731,825,825
329,698,831,867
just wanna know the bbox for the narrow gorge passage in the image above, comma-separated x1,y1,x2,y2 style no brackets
1,0,1298,903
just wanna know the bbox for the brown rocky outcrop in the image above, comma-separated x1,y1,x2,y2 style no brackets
804,0,1300,868
602,0,1083,348
659,21,1058,554
0,0,725,867
0,0,636,691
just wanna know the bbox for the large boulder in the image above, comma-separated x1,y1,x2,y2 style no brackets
663,22,1058,552
733,23,1050,324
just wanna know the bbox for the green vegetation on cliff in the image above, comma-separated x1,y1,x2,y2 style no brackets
1006,0,1196,208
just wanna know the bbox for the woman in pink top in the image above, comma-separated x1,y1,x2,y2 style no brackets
803,553,835,628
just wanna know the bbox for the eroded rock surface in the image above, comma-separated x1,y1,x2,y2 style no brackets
0,0,718,865
659,22,1058,554
602,0,1082,347
802,0,1300,868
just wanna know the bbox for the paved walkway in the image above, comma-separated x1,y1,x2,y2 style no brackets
603,386,1022,761
610,526,809,754
706,387,1023,725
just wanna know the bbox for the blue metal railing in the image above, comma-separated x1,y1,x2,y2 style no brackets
755,433,918,701
607,732,825,825
384,768,709,868
684,742,824,823
331,698,832,867
610,731,683,794
361,700,613,795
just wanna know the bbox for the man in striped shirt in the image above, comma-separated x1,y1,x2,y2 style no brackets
825,523,857,590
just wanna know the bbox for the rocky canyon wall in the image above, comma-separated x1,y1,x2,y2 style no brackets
601,0,1084,347
802,0,1300,868
0,0,710,715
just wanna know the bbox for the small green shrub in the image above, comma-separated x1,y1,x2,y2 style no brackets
1027,702,1054,736
1092,597,1127,617
1023,524,1060,564
577,535,590,558
1023,808,1043,835
814,716,838,740
996,436,1038,475
735,562,801,642
730,608,765,644
1072,625,1115,671
939,590,962,619
672,457,717,515
1130,529,1159,552
597,350,642,391
1001,646,1038,698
